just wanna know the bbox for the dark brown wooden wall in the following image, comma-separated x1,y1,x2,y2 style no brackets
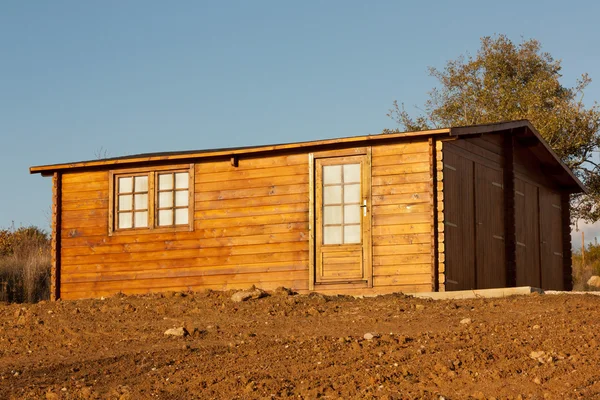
514,178,541,287
444,133,571,291
514,144,566,290
443,136,506,290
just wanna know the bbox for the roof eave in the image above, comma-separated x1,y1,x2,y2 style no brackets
29,128,451,175
450,120,586,194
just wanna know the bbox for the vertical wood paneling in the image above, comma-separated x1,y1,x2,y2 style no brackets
503,134,516,287
514,178,541,287
540,187,564,290
443,149,476,290
475,164,505,289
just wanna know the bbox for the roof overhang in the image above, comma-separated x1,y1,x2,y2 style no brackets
449,120,586,194
29,127,449,176
30,120,586,194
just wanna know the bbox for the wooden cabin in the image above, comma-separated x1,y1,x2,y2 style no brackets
30,120,585,300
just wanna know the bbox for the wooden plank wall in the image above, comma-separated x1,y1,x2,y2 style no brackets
442,149,476,290
474,163,506,289
513,144,566,290
539,187,564,290
443,135,506,290
434,140,445,291
59,153,310,300
50,172,61,301
514,178,541,287
368,140,433,293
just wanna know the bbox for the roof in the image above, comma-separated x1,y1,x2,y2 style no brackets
30,120,585,193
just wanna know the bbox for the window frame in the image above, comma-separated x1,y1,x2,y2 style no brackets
108,164,195,235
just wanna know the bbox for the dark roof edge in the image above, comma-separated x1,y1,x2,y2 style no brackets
450,120,587,194
30,127,450,175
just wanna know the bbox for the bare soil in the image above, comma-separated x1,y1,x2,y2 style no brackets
2,289,600,399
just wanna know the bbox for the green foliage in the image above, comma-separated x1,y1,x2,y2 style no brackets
387,34,600,222
0,226,50,303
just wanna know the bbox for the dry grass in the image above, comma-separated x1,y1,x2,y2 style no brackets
0,226,50,303
572,245,600,291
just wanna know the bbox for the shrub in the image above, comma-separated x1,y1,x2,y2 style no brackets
572,242,600,291
0,226,51,303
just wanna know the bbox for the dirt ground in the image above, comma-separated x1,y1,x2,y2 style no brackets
2,289,600,399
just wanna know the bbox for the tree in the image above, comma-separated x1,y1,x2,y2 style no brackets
386,34,600,223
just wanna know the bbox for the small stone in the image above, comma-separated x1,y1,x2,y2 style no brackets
460,318,472,325
364,333,376,340
415,304,425,311
530,350,545,361
47,310,53,314
45,393,59,400
532,325,540,330
164,327,189,337
231,287,268,302
533,377,541,385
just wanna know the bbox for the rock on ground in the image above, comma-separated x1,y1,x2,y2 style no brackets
230,287,268,302
164,327,188,337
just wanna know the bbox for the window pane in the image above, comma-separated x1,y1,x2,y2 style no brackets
134,194,148,210
344,204,361,224
175,190,189,207
175,172,189,189
158,209,173,226
119,212,132,229
134,211,148,227
323,205,342,225
344,225,361,244
323,165,342,184
344,184,361,204
343,164,361,183
159,173,173,190
118,177,133,193
323,185,341,205
134,176,148,192
323,226,342,245
175,208,188,225
159,192,173,208
118,195,132,211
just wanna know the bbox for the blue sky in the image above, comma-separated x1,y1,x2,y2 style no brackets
1,1,599,246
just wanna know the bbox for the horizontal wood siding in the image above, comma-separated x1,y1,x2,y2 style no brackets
371,140,433,293
59,154,310,299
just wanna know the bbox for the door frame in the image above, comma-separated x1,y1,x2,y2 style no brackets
308,147,372,290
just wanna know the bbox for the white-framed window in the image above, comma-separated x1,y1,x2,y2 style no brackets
109,165,194,234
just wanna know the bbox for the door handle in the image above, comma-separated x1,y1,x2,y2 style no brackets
360,199,367,216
